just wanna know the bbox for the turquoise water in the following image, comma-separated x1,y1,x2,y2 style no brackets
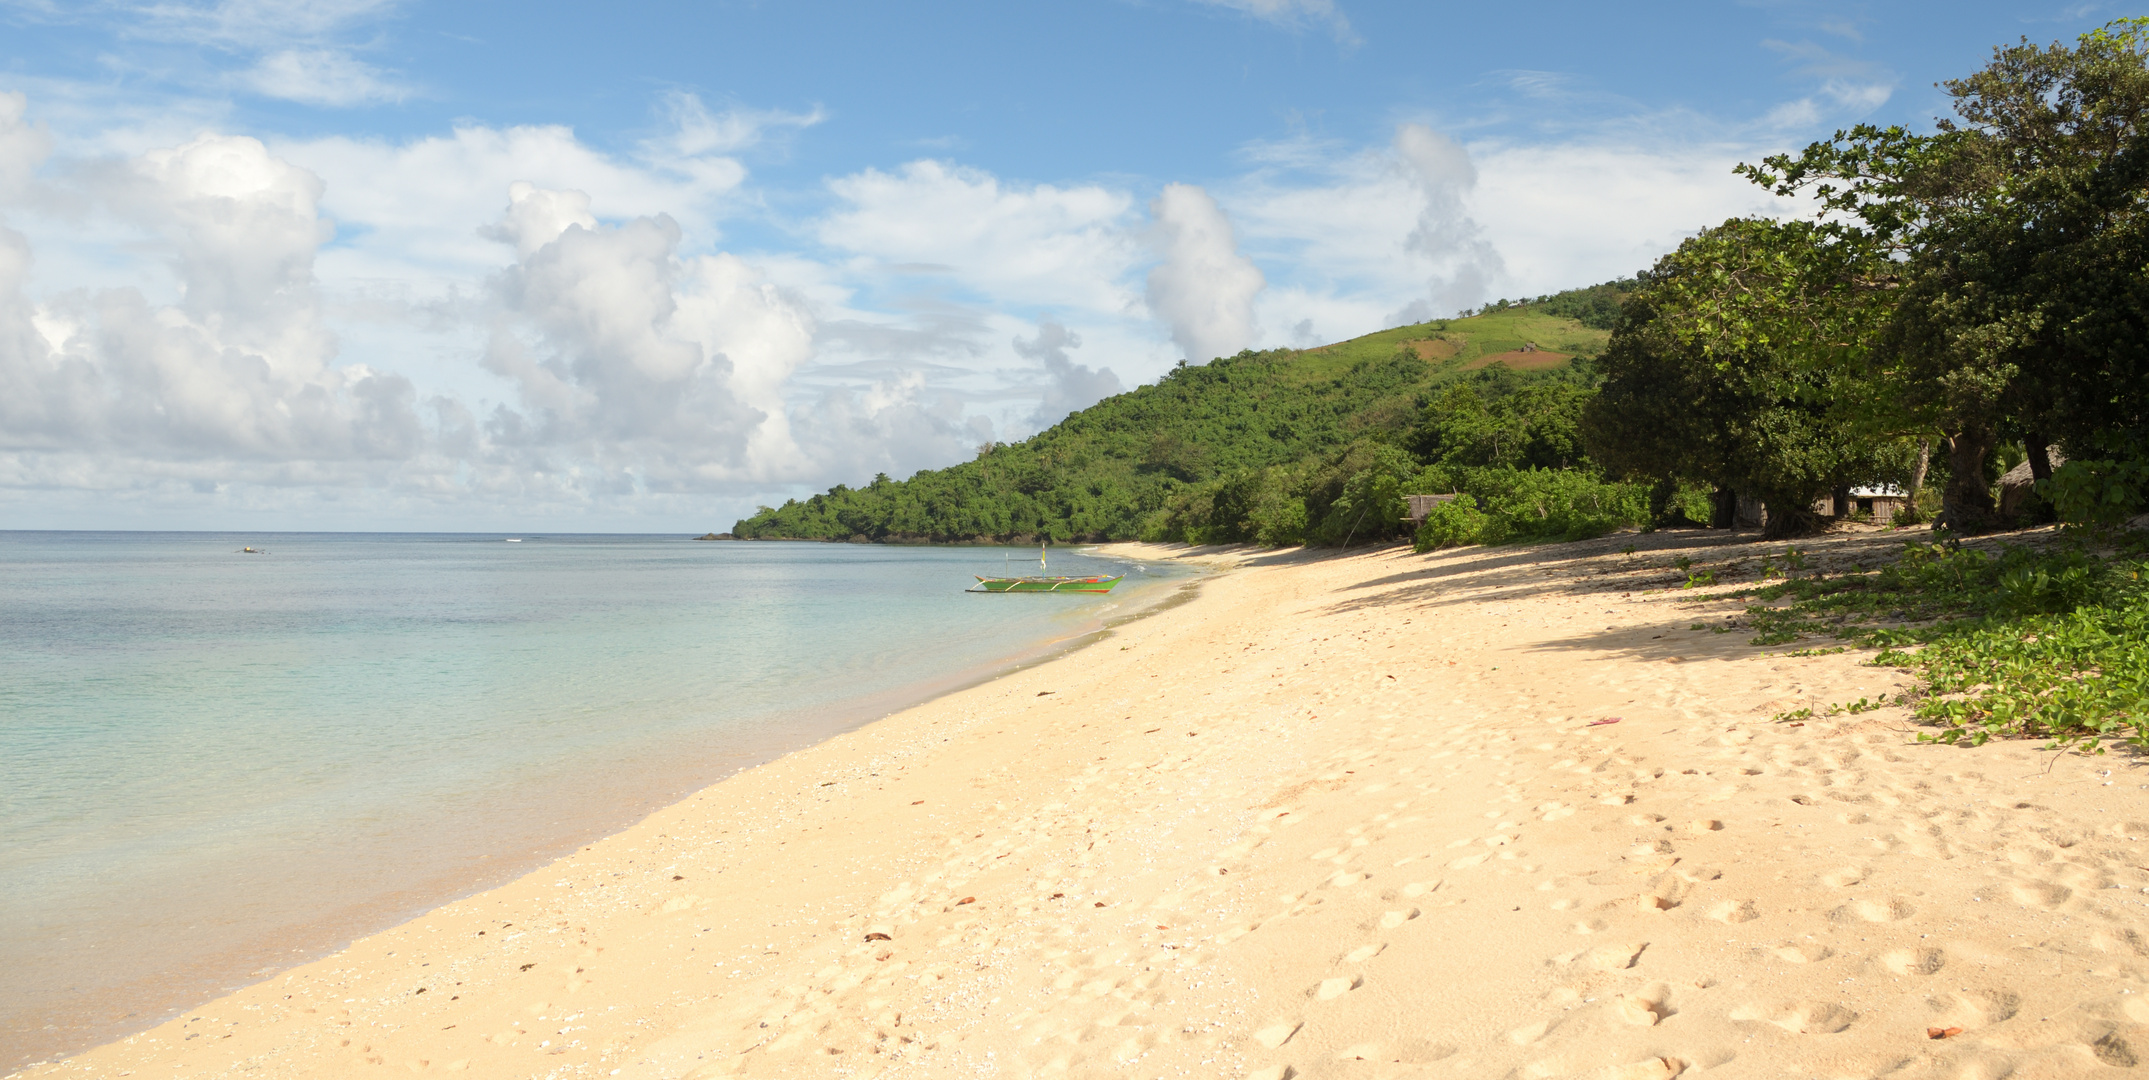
0,533,1184,1066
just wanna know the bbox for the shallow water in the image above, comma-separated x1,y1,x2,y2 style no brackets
0,533,1183,1066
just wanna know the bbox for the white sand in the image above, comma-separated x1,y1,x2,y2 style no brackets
15,531,2149,1079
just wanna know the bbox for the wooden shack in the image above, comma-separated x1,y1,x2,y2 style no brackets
1809,486,1908,523
1404,493,1459,523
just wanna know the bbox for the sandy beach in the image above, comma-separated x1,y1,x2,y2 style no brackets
15,531,2149,1080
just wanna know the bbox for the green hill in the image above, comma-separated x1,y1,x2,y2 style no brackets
731,285,1631,545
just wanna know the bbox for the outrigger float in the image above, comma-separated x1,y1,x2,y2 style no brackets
968,543,1123,594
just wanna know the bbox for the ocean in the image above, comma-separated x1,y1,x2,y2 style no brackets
0,532,1187,1067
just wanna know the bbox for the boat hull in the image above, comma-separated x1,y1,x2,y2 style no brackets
969,575,1123,594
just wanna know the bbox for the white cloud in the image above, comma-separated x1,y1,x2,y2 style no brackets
244,48,408,106
0,92,54,199
1014,319,1122,427
0,133,428,466
651,92,825,158
1191,0,1355,43
479,189,769,482
817,160,1140,313
0,78,1832,528
1223,121,1812,346
1468,141,1800,294
121,0,402,47
1146,183,1263,363
1226,125,1492,338
1392,123,1502,323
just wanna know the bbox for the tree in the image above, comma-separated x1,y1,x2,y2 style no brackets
1746,19,2149,529
1581,219,1896,539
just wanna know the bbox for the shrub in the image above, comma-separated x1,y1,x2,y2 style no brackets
1413,494,1489,551
1459,467,1650,543
2044,457,2149,526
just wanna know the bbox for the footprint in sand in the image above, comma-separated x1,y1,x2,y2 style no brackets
1829,898,1914,923
1730,1000,1857,1034
1252,1021,1301,1048
1508,1018,1553,1044
1881,947,1946,975
2094,1032,2142,1068
1584,942,1648,970
1614,985,1674,1026
1768,942,1834,963
1819,867,1866,888
1597,1056,1687,1079
1378,908,1419,928
1928,989,2021,1026
1344,943,1385,962
1708,900,1759,924
1314,975,1362,1000
2010,881,2073,909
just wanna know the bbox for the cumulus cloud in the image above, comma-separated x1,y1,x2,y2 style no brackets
0,133,427,465
789,369,991,486
1391,123,1503,323
478,182,814,487
818,161,1139,312
1146,183,1263,364
1014,319,1122,427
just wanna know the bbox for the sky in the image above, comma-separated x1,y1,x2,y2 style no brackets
0,0,2122,531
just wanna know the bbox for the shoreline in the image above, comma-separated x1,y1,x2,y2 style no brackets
1,547,1202,1072
17,531,2145,1079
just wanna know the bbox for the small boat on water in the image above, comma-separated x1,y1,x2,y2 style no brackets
968,542,1123,594
969,573,1123,594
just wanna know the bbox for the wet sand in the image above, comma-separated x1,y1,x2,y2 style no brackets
15,531,2148,1079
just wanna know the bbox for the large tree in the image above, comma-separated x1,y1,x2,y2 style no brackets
1583,218,1895,539
1747,19,2149,530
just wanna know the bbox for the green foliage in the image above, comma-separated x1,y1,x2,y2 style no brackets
1458,467,1649,543
1735,539,2149,752
1528,279,1639,330
1302,442,1419,546
1580,224,1906,539
734,284,1626,546
2045,456,2149,525
1743,20,2149,531
1408,366,1593,471
1402,466,1649,549
1412,494,1488,552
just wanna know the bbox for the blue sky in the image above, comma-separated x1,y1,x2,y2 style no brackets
0,0,2121,530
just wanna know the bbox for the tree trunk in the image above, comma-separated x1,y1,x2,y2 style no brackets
1832,486,1851,518
1761,496,1827,539
1710,488,1736,529
1938,426,2001,534
2018,432,2058,524
1647,478,1681,528
2026,434,2054,481
1908,438,1932,498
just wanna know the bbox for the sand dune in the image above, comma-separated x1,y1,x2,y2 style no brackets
14,531,2149,1079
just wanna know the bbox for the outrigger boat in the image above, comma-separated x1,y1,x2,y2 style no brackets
969,543,1123,594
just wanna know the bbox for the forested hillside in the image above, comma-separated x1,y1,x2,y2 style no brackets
730,289,1635,545
738,21,2149,551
